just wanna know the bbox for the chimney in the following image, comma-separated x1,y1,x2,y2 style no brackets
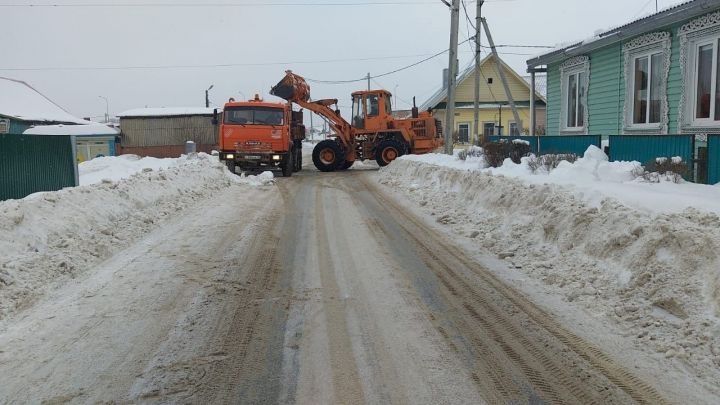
443,68,449,90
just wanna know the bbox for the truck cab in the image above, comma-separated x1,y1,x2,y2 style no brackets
218,95,305,177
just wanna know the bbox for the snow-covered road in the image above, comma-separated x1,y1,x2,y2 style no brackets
0,152,716,403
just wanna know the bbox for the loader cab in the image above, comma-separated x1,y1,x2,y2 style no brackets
351,90,392,130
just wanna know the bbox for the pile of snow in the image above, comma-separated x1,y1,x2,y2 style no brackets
403,146,720,215
380,151,720,384
0,153,272,320
79,155,179,186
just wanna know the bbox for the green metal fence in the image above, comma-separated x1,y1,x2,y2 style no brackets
709,135,720,185
0,134,78,201
538,135,602,156
608,135,694,166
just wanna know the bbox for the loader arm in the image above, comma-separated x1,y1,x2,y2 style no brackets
271,71,354,149
292,98,353,146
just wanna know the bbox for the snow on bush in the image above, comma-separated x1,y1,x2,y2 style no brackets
382,151,720,381
0,153,272,320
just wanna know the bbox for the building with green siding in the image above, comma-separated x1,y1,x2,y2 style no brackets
526,0,720,137
0,77,116,200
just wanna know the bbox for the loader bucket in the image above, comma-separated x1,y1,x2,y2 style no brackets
271,70,311,102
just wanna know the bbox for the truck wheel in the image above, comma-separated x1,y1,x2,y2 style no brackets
312,140,344,172
226,160,237,175
282,152,294,177
375,139,405,167
293,148,302,172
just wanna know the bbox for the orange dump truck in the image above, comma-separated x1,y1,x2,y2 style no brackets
217,95,305,177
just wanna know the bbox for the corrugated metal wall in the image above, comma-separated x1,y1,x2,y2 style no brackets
120,115,218,147
608,134,693,165
709,135,720,185
0,134,77,200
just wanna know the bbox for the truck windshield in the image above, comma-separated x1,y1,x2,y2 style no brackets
224,107,284,125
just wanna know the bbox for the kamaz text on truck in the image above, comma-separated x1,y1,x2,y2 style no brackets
217,95,305,177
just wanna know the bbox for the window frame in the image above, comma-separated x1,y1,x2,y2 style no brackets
691,37,720,126
623,32,671,134
678,11,720,134
508,121,520,136
482,122,496,137
559,56,590,134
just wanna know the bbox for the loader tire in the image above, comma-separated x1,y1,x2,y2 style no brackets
339,160,354,170
375,139,405,167
312,140,344,172
282,152,293,177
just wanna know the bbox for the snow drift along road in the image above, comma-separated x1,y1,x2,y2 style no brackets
0,153,273,320
379,156,720,389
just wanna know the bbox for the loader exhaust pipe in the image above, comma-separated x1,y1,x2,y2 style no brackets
412,96,419,119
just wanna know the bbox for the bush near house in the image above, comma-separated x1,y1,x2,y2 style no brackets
482,140,532,167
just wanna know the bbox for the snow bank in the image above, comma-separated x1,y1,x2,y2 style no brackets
401,146,720,216
379,157,720,382
79,155,179,186
0,153,272,320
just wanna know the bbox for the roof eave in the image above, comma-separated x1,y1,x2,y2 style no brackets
527,0,718,68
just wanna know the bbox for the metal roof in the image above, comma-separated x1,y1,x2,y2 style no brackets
527,0,720,67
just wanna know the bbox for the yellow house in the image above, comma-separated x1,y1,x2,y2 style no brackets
421,54,546,143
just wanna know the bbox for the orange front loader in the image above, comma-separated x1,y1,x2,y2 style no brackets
270,71,443,172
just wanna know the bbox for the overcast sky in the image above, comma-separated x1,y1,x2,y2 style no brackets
1,0,689,123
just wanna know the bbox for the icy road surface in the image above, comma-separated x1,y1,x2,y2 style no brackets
0,157,691,404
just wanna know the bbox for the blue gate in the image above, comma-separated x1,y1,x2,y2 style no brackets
608,135,693,166
709,135,720,185
538,135,602,156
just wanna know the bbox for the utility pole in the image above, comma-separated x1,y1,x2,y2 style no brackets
444,0,460,155
98,96,109,123
310,111,314,140
473,0,484,146
482,18,522,133
367,73,371,91
205,84,214,108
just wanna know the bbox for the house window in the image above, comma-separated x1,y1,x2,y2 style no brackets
483,122,495,136
559,56,589,133
565,71,586,128
632,53,663,124
457,123,470,143
678,12,720,132
622,32,670,133
509,122,520,136
692,39,720,123
0,119,8,134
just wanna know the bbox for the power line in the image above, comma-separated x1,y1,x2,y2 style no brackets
0,52,451,72
306,37,474,84
0,1,438,7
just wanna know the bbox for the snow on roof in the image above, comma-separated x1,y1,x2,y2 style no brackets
0,77,87,124
117,107,218,118
23,123,119,136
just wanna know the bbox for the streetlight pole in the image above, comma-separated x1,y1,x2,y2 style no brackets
444,0,461,155
205,84,214,108
98,96,109,123
393,84,399,111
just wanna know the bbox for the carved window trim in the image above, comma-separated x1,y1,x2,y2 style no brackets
559,56,590,134
679,10,720,134
622,32,671,134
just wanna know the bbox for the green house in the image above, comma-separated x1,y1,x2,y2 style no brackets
526,0,720,137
